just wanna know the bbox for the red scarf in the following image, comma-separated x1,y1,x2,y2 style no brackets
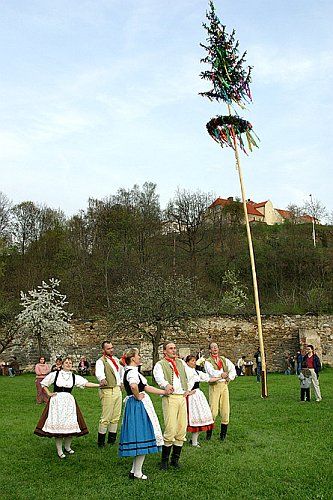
212,355,223,370
104,354,119,371
164,356,179,378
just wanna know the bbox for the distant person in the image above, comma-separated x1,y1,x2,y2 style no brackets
8,357,20,376
35,357,50,404
78,356,90,375
51,357,63,372
204,342,236,441
34,357,100,459
95,341,123,448
303,345,322,402
298,361,311,402
296,351,303,375
236,355,246,376
254,348,262,382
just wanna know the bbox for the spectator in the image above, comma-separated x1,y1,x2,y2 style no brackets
35,357,51,404
236,356,246,376
298,361,311,402
78,356,90,376
303,345,322,402
296,351,303,375
8,357,20,376
254,348,262,382
51,357,63,372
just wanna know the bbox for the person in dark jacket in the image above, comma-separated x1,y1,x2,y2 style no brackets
303,345,322,402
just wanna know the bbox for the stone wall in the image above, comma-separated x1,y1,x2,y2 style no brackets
2,314,333,373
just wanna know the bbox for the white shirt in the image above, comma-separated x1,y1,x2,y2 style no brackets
153,359,186,394
184,365,210,391
41,370,88,389
125,366,148,388
95,356,123,385
204,357,236,383
237,358,245,368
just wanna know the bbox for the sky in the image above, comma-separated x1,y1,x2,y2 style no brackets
1,0,332,217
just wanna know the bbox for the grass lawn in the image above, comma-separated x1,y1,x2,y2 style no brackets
0,370,332,500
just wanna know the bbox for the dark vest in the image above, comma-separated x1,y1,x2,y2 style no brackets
53,370,75,393
123,368,146,396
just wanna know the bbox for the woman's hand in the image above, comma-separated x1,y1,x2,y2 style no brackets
136,393,145,401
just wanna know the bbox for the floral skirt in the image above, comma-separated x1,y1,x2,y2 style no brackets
187,389,214,433
34,392,88,438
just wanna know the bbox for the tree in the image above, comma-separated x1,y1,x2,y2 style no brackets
16,278,72,357
165,189,214,274
0,191,12,239
303,197,328,223
109,272,205,367
220,269,248,312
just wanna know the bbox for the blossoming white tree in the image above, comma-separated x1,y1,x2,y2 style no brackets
17,278,72,357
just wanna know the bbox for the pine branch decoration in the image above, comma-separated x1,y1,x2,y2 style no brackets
199,0,253,107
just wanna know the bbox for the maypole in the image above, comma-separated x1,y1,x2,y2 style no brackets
200,1,267,397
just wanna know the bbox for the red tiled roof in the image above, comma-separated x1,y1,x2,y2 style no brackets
253,201,268,208
209,198,264,218
276,209,292,219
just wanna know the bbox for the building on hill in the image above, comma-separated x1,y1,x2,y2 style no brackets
209,197,315,225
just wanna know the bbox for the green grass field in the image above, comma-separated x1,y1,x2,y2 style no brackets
0,370,332,500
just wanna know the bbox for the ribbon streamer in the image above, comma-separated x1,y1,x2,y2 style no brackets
206,115,259,156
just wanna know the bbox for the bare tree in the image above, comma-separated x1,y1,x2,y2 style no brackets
109,272,205,367
165,189,214,273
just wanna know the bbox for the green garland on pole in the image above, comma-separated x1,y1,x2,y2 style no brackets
207,115,259,155
200,1,259,154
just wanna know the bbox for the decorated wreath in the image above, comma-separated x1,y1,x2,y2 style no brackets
206,115,259,155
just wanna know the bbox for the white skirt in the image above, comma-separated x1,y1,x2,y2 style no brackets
42,392,81,435
188,389,214,428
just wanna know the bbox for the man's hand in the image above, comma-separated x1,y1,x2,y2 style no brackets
100,379,108,387
165,384,174,394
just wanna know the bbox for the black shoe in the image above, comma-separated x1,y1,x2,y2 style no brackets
170,445,182,468
160,445,172,470
107,432,117,445
128,472,135,479
220,424,228,441
206,429,213,441
98,432,106,448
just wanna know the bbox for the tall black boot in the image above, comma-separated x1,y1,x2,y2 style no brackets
170,445,182,469
206,429,213,440
98,432,106,448
160,445,172,470
107,432,117,445
220,424,228,441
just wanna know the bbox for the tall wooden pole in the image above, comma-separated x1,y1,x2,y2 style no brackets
229,108,268,397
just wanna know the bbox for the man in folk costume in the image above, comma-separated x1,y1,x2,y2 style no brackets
153,341,188,470
204,342,236,441
95,341,123,448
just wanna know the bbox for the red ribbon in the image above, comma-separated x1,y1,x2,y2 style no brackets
104,354,119,371
212,355,223,370
164,356,179,378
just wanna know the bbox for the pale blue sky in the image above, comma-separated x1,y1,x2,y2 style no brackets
1,0,332,216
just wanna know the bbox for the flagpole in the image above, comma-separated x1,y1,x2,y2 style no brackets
229,107,268,397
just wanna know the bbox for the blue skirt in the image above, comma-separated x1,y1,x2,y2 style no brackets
118,396,161,457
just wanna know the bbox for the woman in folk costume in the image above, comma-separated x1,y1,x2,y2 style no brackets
34,357,100,459
118,348,171,480
184,355,222,448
